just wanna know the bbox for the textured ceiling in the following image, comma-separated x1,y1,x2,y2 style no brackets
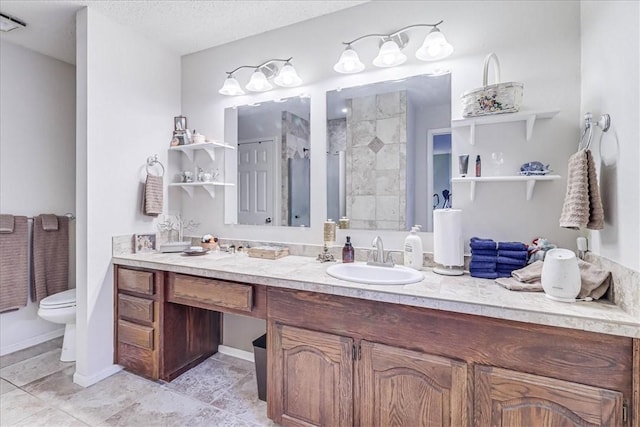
0,1,367,65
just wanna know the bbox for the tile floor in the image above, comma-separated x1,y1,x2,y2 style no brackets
1,338,276,426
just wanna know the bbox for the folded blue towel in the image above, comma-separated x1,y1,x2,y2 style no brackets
496,271,512,278
498,250,528,260
470,270,499,279
471,255,497,263
497,241,527,251
471,249,498,256
497,256,528,266
470,240,497,250
470,261,497,270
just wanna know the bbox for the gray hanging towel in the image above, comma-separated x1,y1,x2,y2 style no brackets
559,149,604,230
0,216,29,312
142,175,163,216
32,215,69,302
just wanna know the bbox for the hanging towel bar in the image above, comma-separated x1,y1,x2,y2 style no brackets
146,154,165,177
578,112,611,151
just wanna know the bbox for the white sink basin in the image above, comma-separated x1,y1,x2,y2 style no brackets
326,263,424,285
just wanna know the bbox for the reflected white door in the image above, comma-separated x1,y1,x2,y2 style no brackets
238,140,274,225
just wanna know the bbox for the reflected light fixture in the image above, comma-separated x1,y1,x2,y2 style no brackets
334,21,453,74
0,12,26,32
219,57,303,96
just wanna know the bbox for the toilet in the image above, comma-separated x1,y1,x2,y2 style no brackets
37,288,76,362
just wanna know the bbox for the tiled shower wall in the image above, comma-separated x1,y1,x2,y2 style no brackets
346,91,407,229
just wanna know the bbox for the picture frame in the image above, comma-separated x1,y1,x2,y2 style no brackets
174,115,187,132
171,133,186,146
134,233,157,253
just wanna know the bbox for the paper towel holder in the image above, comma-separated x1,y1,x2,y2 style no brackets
433,208,464,276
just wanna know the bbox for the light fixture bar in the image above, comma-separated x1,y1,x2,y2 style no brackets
0,12,27,32
220,57,302,96
340,21,444,47
334,21,453,74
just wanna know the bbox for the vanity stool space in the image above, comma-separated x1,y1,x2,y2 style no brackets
114,266,266,381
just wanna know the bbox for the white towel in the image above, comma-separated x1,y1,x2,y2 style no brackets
559,149,604,230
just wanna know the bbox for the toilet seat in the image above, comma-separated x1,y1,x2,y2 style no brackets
40,288,76,309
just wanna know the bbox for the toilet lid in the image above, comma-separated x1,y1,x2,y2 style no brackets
40,288,76,308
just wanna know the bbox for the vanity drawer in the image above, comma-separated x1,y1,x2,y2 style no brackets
118,319,154,350
168,273,253,313
118,294,154,323
118,268,154,295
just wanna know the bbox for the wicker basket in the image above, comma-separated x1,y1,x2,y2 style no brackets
461,53,523,117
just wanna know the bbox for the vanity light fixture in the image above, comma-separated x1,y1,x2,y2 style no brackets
218,57,303,96
334,21,453,74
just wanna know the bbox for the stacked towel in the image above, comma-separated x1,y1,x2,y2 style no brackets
496,241,528,277
559,149,604,230
495,259,611,299
0,215,29,312
33,215,69,302
470,237,529,279
469,237,498,279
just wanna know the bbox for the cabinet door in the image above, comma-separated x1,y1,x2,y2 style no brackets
360,341,469,427
270,323,353,427
474,365,623,426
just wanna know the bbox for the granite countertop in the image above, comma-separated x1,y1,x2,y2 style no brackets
112,251,639,339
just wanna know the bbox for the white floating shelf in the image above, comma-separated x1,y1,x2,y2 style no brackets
169,182,235,198
169,141,235,162
451,110,560,145
451,175,561,201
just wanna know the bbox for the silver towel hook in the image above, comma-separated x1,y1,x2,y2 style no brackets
578,112,611,151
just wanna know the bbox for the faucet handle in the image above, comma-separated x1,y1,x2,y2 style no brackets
385,250,404,267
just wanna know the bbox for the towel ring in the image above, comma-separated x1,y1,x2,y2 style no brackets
146,155,165,177
578,112,611,151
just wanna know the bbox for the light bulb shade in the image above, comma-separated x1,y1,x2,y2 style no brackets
274,63,302,87
416,28,454,61
218,75,245,96
373,39,407,68
246,70,273,92
333,47,365,74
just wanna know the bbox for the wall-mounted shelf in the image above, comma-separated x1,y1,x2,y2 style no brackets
452,175,561,201
169,182,234,198
169,141,235,162
451,110,560,145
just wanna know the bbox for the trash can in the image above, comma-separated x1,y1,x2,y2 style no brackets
252,334,267,401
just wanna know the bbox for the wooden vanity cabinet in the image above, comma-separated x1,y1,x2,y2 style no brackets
114,266,220,381
267,288,636,427
474,365,623,426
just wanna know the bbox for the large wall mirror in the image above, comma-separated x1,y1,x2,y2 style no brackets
326,73,452,232
228,96,311,226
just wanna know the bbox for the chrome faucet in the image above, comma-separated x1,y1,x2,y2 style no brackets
368,236,386,266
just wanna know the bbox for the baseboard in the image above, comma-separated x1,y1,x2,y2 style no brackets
0,328,65,356
218,345,255,363
73,364,122,388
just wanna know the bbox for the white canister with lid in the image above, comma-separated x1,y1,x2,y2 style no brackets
541,248,581,302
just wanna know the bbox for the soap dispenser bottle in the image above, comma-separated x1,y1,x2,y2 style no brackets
342,236,354,263
404,226,423,270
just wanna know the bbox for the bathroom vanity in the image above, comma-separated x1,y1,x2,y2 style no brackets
112,252,639,426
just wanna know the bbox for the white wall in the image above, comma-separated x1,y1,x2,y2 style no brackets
182,1,582,250
74,7,181,386
181,1,587,351
0,40,76,355
580,1,640,271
